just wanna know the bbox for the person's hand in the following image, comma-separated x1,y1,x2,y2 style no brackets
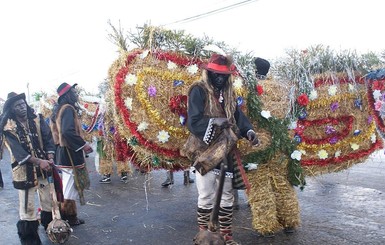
39,159,52,171
83,143,93,154
247,130,259,146
212,118,232,128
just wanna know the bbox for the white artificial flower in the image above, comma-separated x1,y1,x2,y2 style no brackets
288,120,297,130
124,97,133,110
300,150,307,155
328,85,338,96
157,130,170,143
350,143,360,150
137,121,149,131
245,163,258,171
290,150,302,161
261,110,271,119
371,134,377,144
348,83,355,92
318,149,328,159
233,77,243,89
167,61,177,70
334,150,341,157
373,90,382,100
187,64,199,75
125,74,137,86
140,50,150,59
309,90,318,100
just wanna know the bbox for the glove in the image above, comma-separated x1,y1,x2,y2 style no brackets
247,130,259,146
212,118,232,129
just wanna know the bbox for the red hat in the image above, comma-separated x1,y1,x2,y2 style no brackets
201,53,234,75
57,83,78,97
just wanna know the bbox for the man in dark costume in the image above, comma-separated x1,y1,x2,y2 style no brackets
1,92,56,244
50,83,93,226
183,54,259,245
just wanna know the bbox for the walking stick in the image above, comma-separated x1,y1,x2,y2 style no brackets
193,154,227,245
0,168,3,188
46,171,73,244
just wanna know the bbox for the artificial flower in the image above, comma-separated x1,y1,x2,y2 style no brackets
288,120,297,130
354,99,362,109
148,85,157,97
256,85,263,95
309,90,318,100
329,137,338,144
125,74,137,86
370,134,376,144
137,121,149,132
297,93,309,106
290,150,302,161
330,102,339,112
298,110,307,120
124,97,133,110
294,134,302,143
187,64,198,74
374,100,383,111
325,126,336,135
300,150,306,155
157,130,170,143
373,80,385,91
318,149,328,159
245,163,258,171
368,116,373,124
167,61,177,70
173,80,184,87
328,85,338,96
350,143,360,150
140,50,150,59
233,77,243,89
373,90,382,100
334,150,341,157
261,110,271,119
353,129,361,136
348,83,355,92
179,115,186,125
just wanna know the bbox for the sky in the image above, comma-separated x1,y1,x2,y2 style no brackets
0,0,384,102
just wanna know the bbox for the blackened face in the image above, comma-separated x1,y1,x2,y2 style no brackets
208,71,230,90
12,99,27,119
68,88,79,103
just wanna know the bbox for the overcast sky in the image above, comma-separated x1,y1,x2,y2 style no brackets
0,0,384,101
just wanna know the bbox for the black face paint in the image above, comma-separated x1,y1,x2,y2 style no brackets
208,71,229,90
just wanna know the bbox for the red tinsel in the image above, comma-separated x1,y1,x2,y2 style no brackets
85,105,100,133
297,93,309,106
314,76,364,88
301,139,382,166
295,116,353,145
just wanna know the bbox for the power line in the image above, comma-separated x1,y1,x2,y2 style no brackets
162,0,259,26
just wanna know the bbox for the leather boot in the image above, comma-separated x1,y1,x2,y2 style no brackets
197,208,212,231
183,170,194,185
17,220,42,245
60,199,85,226
219,206,239,245
161,171,174,187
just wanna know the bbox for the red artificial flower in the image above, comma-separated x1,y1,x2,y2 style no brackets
297,93,309,106
84,103,89,109
372,80,385,91
256,85,263,95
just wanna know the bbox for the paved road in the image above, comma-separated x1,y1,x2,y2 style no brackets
1,148,384,245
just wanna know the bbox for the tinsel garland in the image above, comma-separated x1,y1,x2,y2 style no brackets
85,104,100,133
314,76,364,88
295,116,353,145
307,92,365,109
301,139,382,166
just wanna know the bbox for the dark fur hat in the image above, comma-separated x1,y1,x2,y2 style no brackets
254,57,270,76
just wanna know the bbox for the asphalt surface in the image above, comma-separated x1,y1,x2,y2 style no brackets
1,147,384,245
